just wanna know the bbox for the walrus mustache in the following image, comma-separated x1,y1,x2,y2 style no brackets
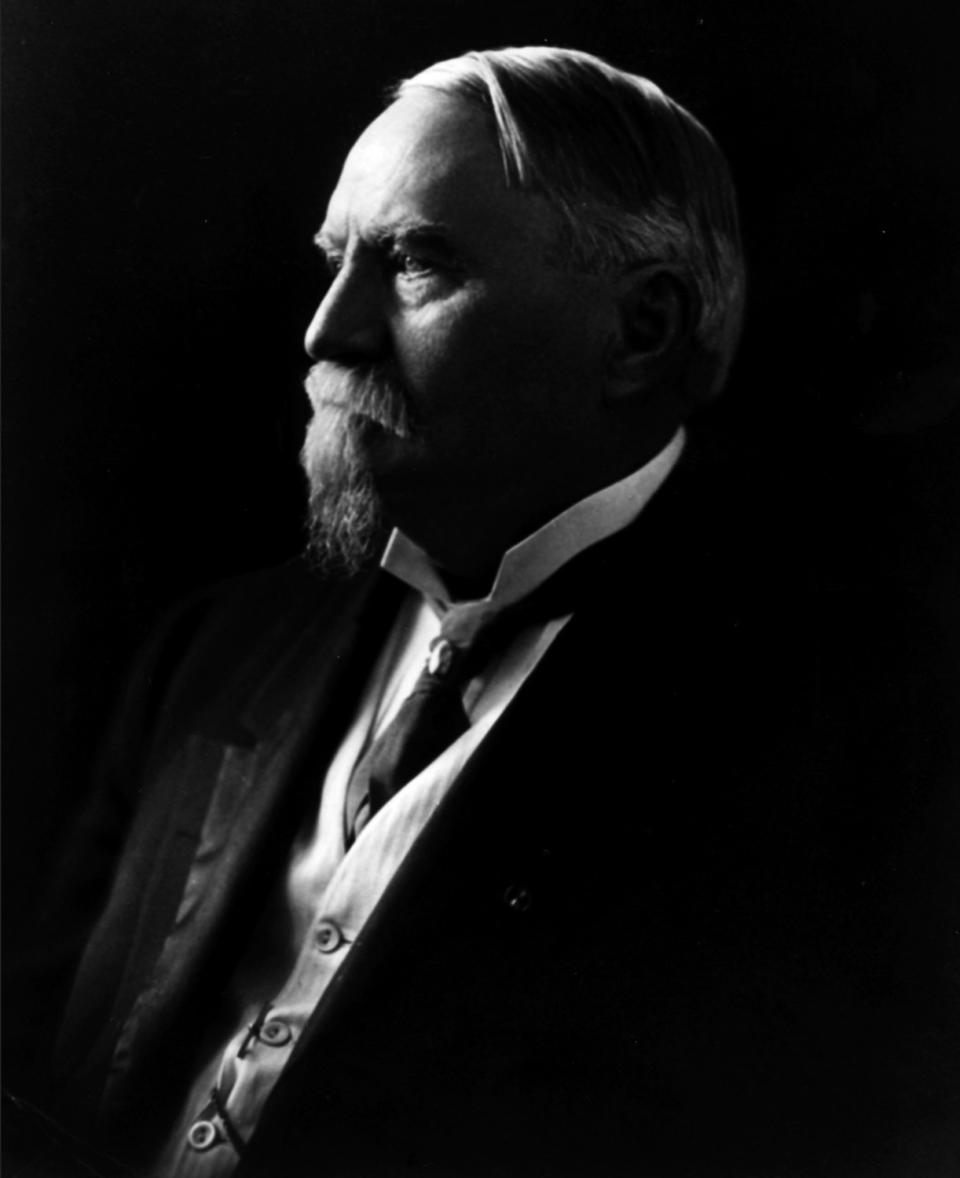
304,362,415,438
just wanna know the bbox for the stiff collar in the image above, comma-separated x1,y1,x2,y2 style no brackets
380,428,686,637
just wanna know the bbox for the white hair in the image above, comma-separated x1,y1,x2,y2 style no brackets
394,47,746,401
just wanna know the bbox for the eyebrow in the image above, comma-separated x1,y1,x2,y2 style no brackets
313,221,460,260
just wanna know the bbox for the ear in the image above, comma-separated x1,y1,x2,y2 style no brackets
604,264,698,404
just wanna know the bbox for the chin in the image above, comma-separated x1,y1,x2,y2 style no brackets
300,408,387,577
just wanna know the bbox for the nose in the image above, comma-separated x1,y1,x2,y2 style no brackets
304,261,388,363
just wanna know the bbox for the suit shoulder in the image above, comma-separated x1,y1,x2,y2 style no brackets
155,554,366,664
108,557,370,766
163,556,330,632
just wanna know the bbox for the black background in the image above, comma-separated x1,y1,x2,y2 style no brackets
3,0,959,956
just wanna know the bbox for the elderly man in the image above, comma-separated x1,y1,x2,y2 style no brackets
34,46,955,1178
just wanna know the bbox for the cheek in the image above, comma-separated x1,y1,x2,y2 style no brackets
389,302,473,381
388,305,521,424
389,288,603,435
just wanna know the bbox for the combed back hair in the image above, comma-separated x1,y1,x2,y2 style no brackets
393,47,746,401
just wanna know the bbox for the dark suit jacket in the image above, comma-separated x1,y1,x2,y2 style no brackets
23,453,960,1177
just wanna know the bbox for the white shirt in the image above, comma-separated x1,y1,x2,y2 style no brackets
157,429,685,1176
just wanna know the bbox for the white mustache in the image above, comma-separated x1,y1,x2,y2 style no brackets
304,362,414,437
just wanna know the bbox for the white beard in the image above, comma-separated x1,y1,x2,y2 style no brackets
300,362,413,576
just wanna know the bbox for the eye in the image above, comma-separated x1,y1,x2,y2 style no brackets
388,250,434,279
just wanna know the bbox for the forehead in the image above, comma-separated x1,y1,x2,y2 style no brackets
320,90,551,254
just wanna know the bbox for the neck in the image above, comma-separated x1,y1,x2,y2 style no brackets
434,564,499,603
386,428,682,583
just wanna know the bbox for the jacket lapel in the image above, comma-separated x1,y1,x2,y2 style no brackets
105,569,406,1094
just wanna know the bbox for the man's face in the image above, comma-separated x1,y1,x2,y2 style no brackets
302,89,616,575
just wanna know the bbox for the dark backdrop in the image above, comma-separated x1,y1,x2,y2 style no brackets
3,0,958,960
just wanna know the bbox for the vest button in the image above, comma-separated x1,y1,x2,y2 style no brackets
503,883,533,912
259,1018,293,1047
187,1120,221,1151
315,919,344,953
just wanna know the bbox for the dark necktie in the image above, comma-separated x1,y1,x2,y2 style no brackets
344,612,487,844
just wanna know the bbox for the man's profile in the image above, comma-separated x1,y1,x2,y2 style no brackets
11,45,957,1178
